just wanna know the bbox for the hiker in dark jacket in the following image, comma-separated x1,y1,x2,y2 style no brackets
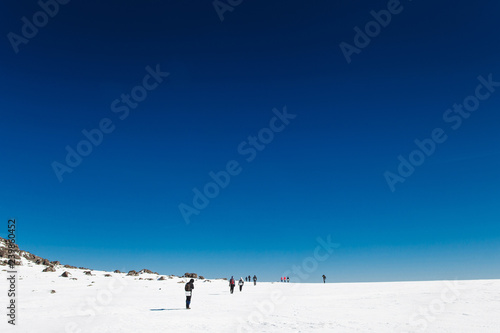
322,275,326,283
248,275,251,282
185,279,195,309
253,275,257,285
238,277,244,291
229,276,235,294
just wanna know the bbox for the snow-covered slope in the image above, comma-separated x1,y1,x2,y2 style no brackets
1,262,499,333
1,238,499,332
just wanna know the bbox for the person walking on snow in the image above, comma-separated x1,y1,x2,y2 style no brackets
248,275,251,282
253,275,257,286
287,276,289,283
281,277,283,283
322,275,326,283
238,277,244,291
185,279,195,309
229,276,235,294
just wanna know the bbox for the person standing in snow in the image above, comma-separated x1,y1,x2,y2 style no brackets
238,277,244,292
281,277,283,283
229,276,235,294
253,275,257,285
287,276,289,283
248,275,251,282
322,275,326,283
185,279,195,309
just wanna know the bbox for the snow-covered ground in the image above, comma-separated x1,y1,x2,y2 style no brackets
1,261,500,332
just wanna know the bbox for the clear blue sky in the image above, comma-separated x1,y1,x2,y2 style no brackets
1,0,499,282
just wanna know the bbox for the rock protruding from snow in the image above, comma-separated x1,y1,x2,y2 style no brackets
0,237,62,267
127,270,139,276
42,266,56,272
0,237,21,263
61,271,71,278
184,272,198,278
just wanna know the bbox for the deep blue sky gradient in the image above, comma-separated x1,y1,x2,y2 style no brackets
1,0,500,282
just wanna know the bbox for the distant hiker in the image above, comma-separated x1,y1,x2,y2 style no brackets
253,275,257,285
185,279,195,309
281,277,283,283
287,276,289,283
229,276,235,294
245,276,247,282
238,277,244,292
322,275,326,283
248,275,251,282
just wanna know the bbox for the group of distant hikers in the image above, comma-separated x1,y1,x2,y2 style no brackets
184,275,257,309
185,274,326,309
280,275,325,283
244,275,257,284
229,275,257,294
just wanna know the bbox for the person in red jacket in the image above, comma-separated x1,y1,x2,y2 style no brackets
229,276,235,294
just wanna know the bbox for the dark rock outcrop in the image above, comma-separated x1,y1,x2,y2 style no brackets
184,273,198,278
127,270,139,276
114,270,121,273
61,271,71,278
43,266,56,272
0,238,51,265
